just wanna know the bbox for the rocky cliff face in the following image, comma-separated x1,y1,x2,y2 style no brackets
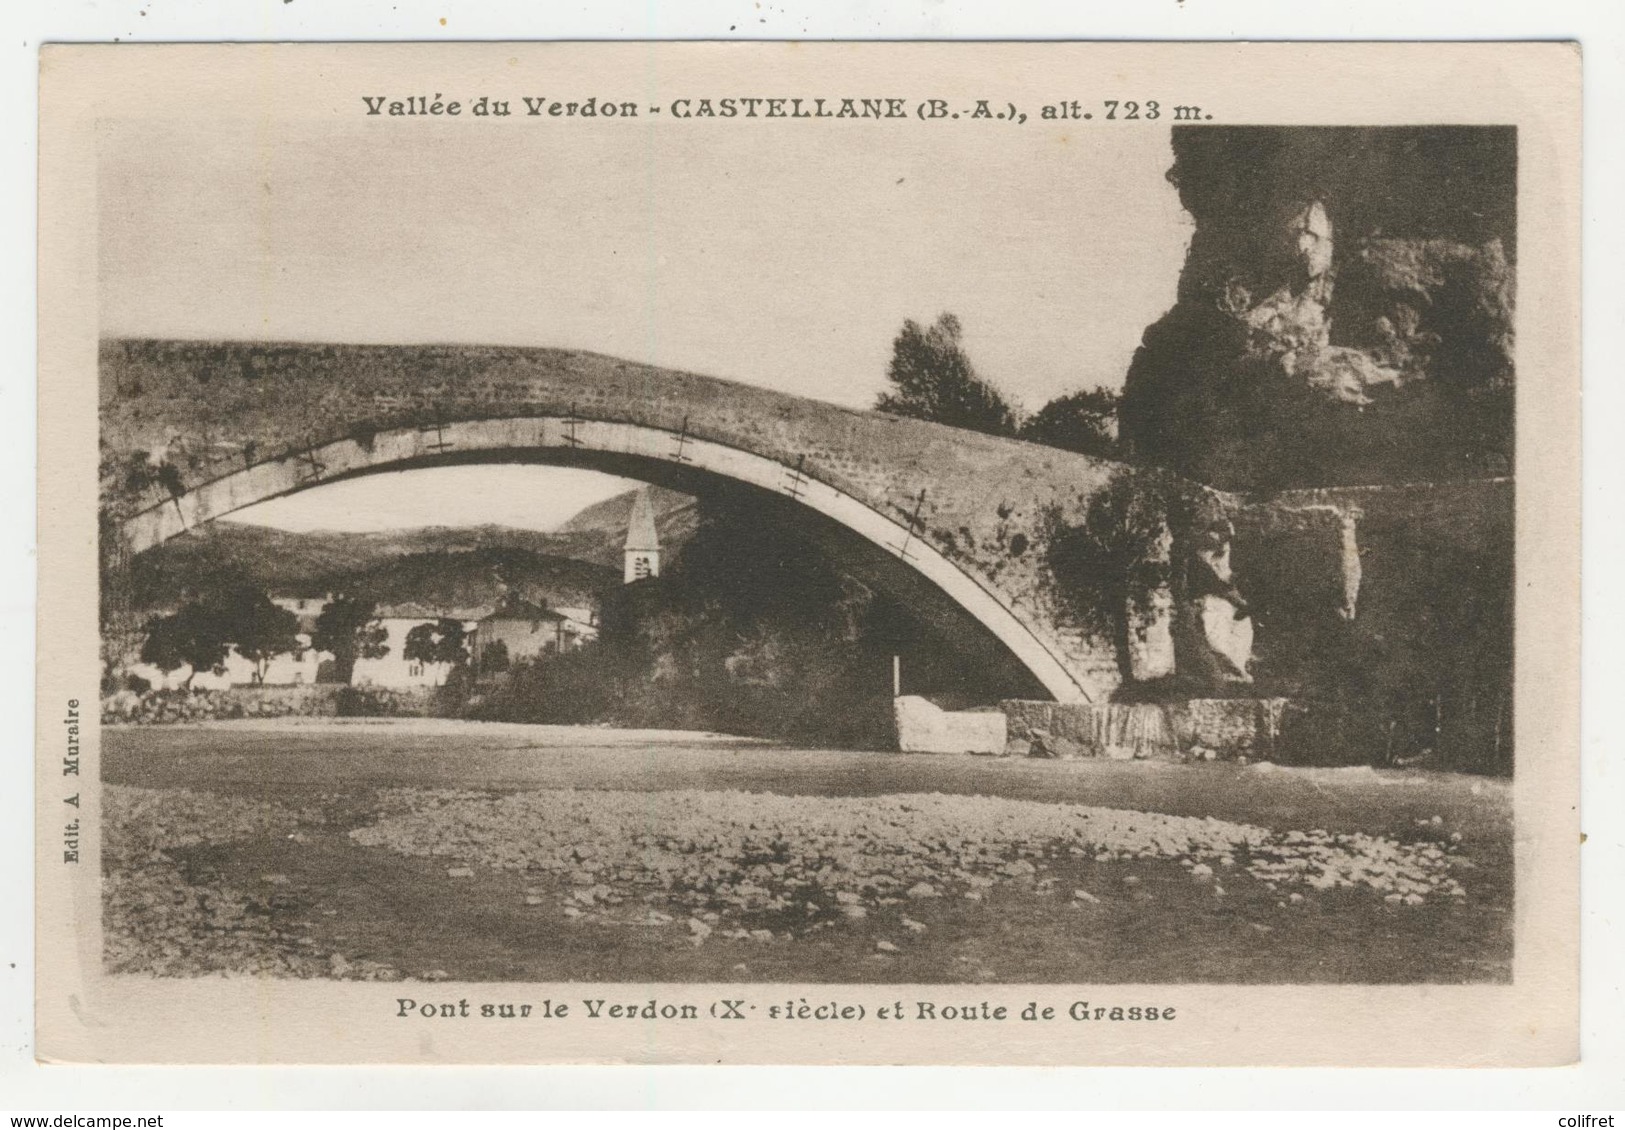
1122,127,1516,491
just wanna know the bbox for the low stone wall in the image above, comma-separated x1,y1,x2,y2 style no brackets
1000,698,1292,762
102,684,439,725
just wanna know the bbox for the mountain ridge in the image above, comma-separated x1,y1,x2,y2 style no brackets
131,487,697,613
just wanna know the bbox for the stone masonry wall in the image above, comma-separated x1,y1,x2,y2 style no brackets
102,684,439,725
101,340,1168,701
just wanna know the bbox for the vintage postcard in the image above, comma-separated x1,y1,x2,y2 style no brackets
36,42,1580,1065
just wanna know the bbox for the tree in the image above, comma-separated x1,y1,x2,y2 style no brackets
312,595,389,683
479,638,510,675
875,313,1018,436
403,618,471,670
1045,468,1202,683
139,601,231,689
1022,387,1122,459
219,587,302,684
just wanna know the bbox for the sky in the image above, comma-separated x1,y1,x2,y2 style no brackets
99,116,1193,532
233,466,644,533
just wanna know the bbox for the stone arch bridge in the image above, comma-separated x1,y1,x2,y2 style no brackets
102,339,1189,703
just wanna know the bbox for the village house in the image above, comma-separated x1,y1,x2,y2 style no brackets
552,605,600,648
270,592,331,631
127,633,329,691
471,595,597,672
349,602,483,689
126,595,600,692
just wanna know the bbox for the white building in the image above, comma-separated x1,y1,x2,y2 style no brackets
270,593,331,630
470,597,600,672
127,633,329,691
349,603,482,689
470,596,563,671
552,605,600,647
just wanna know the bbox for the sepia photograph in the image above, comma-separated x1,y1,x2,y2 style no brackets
34,42,1582,1066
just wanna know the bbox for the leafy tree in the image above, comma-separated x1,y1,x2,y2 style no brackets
490,495,1041,744
1022,387,1122,459
1045,467,1203,683
139,601,231,689
220,587,302,684
312,595,390,683
875,313,1018,436
403,618,471,669
490,648,621,725
479,638,510,675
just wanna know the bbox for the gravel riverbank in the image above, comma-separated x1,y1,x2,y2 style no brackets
100,756,1496,982
350,787,1467,941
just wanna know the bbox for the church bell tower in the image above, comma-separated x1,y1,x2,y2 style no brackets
623,487,661,584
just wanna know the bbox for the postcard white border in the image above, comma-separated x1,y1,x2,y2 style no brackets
6,0,1623,1111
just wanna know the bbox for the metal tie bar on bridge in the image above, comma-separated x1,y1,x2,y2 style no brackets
783,454,809,501
418,419,455,455
294,440,327,484
668,415,694,464
888,488,928,562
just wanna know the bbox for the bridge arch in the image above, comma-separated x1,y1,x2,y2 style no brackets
121,414,1095,703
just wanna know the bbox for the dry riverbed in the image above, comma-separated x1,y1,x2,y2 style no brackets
101,720,1511,984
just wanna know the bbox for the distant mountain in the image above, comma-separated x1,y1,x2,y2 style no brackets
340,546,613,615
553,486,699,566
129,487,698,614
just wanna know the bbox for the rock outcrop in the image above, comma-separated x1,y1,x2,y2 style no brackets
1121,126,1516,491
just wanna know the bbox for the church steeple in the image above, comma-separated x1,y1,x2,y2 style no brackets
623,487,661,584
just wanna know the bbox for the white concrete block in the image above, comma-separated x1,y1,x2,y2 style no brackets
893,695,1007,755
